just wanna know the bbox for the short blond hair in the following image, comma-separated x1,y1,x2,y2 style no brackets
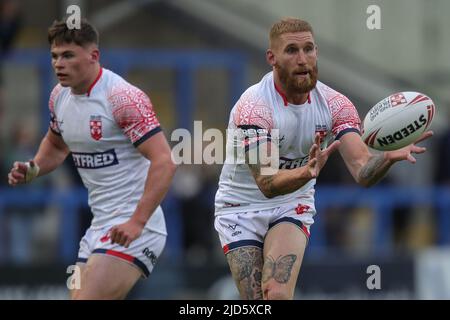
269,18,314,48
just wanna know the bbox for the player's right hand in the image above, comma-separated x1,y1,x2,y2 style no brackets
7,160,40,186
306,133,340,178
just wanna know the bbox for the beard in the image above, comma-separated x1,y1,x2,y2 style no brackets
276,62,318,94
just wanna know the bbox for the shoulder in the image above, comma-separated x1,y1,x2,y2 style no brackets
102,69,145,98
232,74,274,129
49,83,66,112
50,83,64,97
105,73,160,144
106,73,152,111
315,81,360,119
316,81,355,112
315,81,361,136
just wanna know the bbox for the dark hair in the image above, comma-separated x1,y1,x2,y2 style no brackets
48,19,98,46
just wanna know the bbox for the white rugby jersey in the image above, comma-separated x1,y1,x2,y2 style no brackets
49,68,166,234
215,71,361,215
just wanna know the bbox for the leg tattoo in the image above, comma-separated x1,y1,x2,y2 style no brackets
262,254,297,284
226,247,263,300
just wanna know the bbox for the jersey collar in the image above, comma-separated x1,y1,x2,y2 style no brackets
87,67,103,97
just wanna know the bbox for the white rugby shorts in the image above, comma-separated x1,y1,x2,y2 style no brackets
76,223,166,278
215,197,315,254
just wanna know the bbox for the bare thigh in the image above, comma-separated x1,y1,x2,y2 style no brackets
71,254,142,300
262,223,308,300
69,263,86,300
226,246,264,300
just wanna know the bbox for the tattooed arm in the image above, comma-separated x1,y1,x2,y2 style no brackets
248,163,312,199
247,134,340,198
339,131,433,187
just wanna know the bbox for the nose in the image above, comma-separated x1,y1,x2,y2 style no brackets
53,57,64,69
297,51,307,65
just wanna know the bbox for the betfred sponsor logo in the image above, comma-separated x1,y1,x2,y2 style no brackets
72,149,119,169
279,156,309,170
377,114,426,147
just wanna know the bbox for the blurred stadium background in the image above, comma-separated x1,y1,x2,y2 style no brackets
1,0,450,299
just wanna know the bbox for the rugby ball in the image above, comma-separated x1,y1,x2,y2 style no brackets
361,92,435,151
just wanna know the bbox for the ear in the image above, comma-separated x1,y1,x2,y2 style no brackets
266,49,276,67
90,48,100,63
315,45,319,59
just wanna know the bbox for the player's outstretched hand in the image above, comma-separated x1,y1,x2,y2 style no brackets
110,219,145,248
8,160,40,186
306,133,341,178
385,130,433,164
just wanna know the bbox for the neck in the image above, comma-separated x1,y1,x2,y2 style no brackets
71,64,101,95
273,70,309,105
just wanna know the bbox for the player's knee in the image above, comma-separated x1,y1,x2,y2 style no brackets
71,285,124,300
262,283,293,300
265,288,291,300
72,290,121,300
71,290,91,300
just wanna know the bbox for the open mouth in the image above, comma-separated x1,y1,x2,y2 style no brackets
295,71,309,76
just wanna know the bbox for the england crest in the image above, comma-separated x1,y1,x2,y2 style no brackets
90,115,102,141
315,124,328,144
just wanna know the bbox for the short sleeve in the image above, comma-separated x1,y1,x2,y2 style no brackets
233,90,274,152
49,84,63,135
109,85,161,147
327,92,361,140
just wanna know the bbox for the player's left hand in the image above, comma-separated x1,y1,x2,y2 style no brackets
110,219,145,248
385,130,433,164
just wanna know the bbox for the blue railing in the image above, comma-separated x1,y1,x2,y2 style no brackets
1,186,449,262
311,186,450,254
0,187,183,264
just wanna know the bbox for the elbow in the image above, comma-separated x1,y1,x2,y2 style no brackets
356,176,374,188
254,175,279,198
254,178,275,198
262,190,276,199
167,159,178,176
258,185,276,199
262,191,276,199
358,180,372,188
153,154,178,177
